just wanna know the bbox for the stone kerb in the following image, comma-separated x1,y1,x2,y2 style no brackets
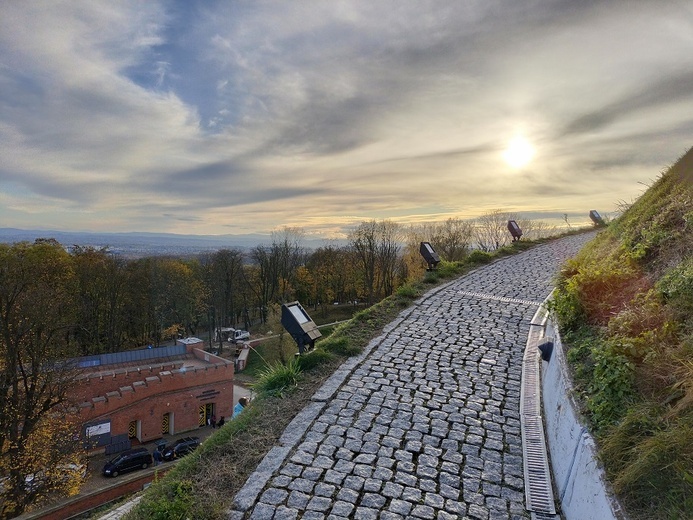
541,319,628,520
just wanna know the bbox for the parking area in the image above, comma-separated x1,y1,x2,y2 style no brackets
18,383,253,519
83,382,252,493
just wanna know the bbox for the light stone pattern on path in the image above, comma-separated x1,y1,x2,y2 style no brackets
229,233,595,520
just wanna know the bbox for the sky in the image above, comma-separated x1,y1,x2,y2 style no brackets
1,1,692,239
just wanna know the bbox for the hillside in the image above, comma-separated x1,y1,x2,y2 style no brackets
552,147,693,519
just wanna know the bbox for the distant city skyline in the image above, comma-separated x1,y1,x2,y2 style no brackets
1,1,692,238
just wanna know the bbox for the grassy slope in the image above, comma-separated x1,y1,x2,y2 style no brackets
551,147,693,519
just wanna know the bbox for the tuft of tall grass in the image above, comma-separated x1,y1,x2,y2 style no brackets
251,358,302,396
607,410,693,519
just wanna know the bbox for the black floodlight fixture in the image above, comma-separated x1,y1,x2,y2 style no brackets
419,242,441,271
538,337,554,362
507,220,523,241
589,210,606,226
281,301,322,355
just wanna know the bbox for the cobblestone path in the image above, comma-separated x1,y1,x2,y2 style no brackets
230,233,595,520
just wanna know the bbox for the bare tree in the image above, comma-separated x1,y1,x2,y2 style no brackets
349,220,402,304
270,227,307,303
474,209,516,251
516,218,557,240
201,248,245,351
430,218,474,261
247,227,306,323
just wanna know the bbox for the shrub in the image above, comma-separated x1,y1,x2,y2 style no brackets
607,289,671,339
437,260,460,278
466,249,492,265
130,479,197,520
395,283,419,299
423,270,439,284
548,285,586,333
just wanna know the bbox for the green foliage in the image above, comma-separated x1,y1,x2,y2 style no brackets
250,358,302,396
395,283,419,299
657,259,693,323
604,409,693,519
319,336,361,357
560,328,638,433
466,249,493,265
423,270,439,284
553,148,693,519
296,349,334,371
587,340,636,432
552,235,645,327
547,284,586,333
130,479,197,520
436,260,461,278
563,327,599,384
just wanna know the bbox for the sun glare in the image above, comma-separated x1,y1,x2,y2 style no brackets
503,136,535,168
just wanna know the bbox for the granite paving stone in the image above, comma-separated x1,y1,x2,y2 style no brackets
229,233,594,519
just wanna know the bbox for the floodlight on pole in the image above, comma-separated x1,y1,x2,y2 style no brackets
507,220,523,241
419,242,441,271
589,210,606,226
280,301,322,355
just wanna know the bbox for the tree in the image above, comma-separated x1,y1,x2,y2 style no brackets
150,258,207,340
516,217,555,240
72,246,128,354
270,227,306,304
201,248,246,352
349,220,402,304
248,245,277,324
247,227,306,323
0,241,85,519
474,209,515,251
121,258,157,347
431,218,474,261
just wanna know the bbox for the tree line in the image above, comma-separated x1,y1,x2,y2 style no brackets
4,213,554,358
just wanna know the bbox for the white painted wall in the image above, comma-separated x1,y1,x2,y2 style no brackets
541,321,628,520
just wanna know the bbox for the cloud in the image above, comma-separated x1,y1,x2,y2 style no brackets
560,71,693,137
0,1,691,236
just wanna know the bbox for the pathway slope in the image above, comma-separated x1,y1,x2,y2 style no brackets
230,233,595,520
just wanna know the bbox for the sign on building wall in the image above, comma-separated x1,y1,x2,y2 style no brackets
84,419,111,448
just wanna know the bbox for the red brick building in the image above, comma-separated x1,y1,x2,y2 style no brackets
74,338,234,451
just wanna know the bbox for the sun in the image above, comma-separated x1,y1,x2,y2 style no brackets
503,136,535,168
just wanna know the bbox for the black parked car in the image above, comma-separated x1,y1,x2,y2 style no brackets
161,437,200,461
102,448,153,477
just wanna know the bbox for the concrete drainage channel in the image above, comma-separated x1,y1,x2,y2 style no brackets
521,305,558,519
522,298,626,520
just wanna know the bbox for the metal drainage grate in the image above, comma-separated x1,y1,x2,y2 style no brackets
521,305,557,516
